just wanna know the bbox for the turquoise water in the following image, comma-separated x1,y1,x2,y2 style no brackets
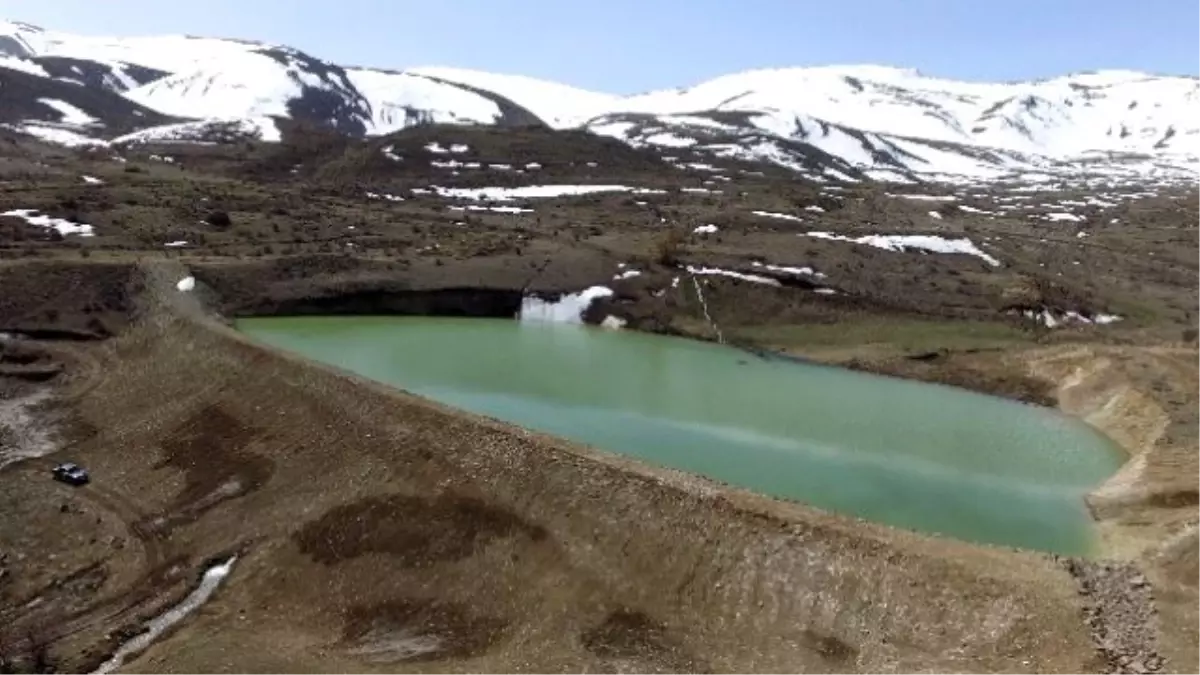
238,316,1126,554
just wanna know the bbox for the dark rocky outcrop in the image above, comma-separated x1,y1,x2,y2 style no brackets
239,287,524,319
31,56,169,91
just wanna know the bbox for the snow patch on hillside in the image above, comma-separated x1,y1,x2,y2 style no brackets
519,286,614,323
750,261,826,279
1016,307,1123,329
752,210,806,223
37,98,97,125
430,184,663,201
0,54,49,77
425,141,470,154
2,208,95,236
2,122,105,146
685,265,781,286
94,557,236,674
448,204,533,214
805,232,1000,266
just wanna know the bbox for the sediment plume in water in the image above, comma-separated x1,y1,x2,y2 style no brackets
93,557,236,674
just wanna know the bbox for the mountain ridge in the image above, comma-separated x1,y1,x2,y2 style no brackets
2,18,1197,184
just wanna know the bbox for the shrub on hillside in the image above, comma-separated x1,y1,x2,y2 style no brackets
204,210,232,227
652,227,687,266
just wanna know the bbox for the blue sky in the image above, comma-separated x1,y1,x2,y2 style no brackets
6,0,1198,93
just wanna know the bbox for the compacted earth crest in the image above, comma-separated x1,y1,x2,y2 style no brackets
0,121,1195,674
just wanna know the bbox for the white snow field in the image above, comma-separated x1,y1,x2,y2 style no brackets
2,20,1197,183
804,232,1002,267
1,209,95,236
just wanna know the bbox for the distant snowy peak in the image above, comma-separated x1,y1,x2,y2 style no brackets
587,110,868,181
1,45,166,94
2,20,373,135
617,66,1200,158
124,45,373,136
0,20,42,58
347,68,552,132
1,18,1197,183
585,109,1036,183
0,19,274,75
2,20,188,93
0,58,177,144
405,66,620,128
1,19,558,137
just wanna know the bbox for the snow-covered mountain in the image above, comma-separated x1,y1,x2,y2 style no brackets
592,66,1200,182
2,19,1197,183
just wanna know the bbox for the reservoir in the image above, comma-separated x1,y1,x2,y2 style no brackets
238,315,1125,554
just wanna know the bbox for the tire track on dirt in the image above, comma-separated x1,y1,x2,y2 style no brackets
81,484,167,570
38,340,113,405
33,485,179,645
0,466,184,651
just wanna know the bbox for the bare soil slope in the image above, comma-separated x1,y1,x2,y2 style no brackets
0,125,1195,673
0,265,1106,673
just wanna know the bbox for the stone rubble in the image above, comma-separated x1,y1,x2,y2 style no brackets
1063,558,1166,674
